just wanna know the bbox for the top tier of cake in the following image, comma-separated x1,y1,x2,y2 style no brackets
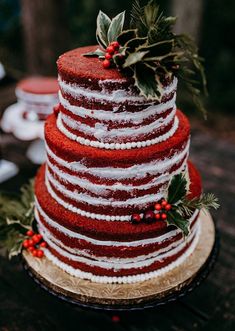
57,46,178,150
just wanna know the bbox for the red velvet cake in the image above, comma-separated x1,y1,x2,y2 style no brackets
33,43,206,284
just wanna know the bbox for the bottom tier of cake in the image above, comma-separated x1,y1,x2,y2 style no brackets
34,162,202,284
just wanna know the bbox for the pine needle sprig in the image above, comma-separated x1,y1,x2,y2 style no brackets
177,193,220,218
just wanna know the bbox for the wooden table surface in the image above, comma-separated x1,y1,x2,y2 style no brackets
0,81,234,331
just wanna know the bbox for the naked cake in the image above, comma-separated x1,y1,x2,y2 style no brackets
33,1,218,284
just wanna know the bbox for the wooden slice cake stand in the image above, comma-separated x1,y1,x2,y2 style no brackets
22,211,218,311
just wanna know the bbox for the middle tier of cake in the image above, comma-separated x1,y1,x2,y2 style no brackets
44,110,190,221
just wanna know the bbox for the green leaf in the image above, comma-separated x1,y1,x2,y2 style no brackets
134,62,161,100
168,211,190,236
96,10,111,49
8,240,23,259
0,180,35,259
125,37,148,51
107,11,125,44
144,0,160,29
168,174,187,204
6,218,31,230
123,50,149,67
83,48,105,58
117,29,138,46
141,39,174,57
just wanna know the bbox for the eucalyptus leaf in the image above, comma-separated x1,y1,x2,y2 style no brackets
107,11,125,44
96,10,111,49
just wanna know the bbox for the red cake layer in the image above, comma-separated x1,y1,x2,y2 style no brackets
17,77,58,94
45,110,189,167
59,112,175,144
57,46,138,92
58,46,173,93
46,165,167,200
46,233,195,277
59,103,174,130
35,161,201,242
60,92,176,115
60,88,175,113
36,205,199,259
47,151,187,187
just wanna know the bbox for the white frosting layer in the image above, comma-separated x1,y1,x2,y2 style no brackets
58,76,177,104
35,200,199,247
45,139,190,180
46,157,187,195
57,113,179,150
43,220,201,283
46,170,165,208
38,216,198,264
60,105,176,141
45,177,130,221
39,223,198,270
59,91,176,124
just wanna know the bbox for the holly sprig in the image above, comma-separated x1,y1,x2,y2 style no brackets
0,180,35,258
166,174,219,236
84,0,208,117
131,173,219,236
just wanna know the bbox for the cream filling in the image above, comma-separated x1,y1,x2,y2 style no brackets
45,170,165,208
45,139,190,180
43,222,201,283
45,176,131,221
40,223,198,270
56,113,179,150
58,76,177,104
58,90,176,124
35,198,199,244
38,217,198,263
46,157,187,195
60,105,176,140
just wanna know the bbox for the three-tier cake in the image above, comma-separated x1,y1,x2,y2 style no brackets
34,45,203,284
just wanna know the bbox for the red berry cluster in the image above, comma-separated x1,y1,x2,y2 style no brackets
131,199,172,224
22,229,47,258
103,41,120,69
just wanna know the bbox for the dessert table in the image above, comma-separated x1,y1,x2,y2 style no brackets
0,82,234,330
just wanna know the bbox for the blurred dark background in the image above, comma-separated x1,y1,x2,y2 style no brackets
0,0,234,114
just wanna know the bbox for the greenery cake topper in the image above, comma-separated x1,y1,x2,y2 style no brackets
84,0,208,117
